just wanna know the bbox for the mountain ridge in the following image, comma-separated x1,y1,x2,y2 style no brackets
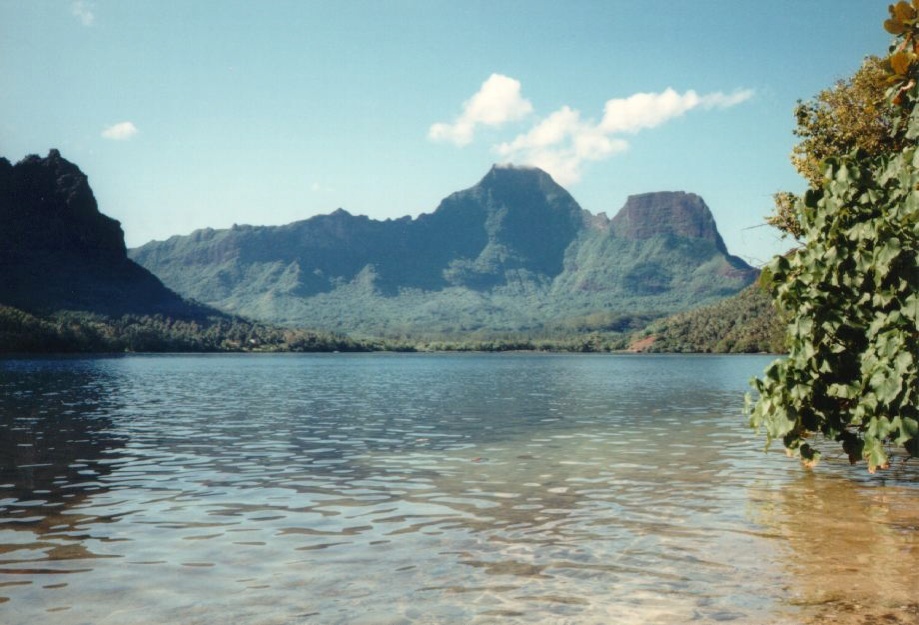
130,164,758,335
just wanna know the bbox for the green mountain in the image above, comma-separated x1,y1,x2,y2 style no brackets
130,165,758,337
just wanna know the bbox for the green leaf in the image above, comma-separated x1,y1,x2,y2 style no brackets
874,237,902,274
896,416,919,445
870,369,902,404
863,438,890,473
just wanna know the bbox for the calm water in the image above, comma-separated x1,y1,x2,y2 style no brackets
0,354,916,625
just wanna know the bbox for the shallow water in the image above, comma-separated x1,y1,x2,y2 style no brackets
0,353,916,624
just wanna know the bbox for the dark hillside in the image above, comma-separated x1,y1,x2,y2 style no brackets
0,150,213,319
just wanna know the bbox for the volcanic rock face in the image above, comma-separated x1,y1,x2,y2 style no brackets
130,164,758,334
0,150,208,317
611,191,728,251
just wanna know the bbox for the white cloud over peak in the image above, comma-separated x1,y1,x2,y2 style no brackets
71,1,95,26
428,74,533,146
430,75,753,185
101,121,138,140
495,107,629,185
491,85,754,185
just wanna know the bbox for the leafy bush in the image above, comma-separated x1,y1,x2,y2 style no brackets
748,4,919,471
639,284,784,354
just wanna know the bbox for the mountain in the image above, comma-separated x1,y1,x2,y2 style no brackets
0,150,211,318
0,150,385,353
130,164,758,336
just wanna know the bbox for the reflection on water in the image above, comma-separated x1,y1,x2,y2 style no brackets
0,354,916,624
752,469,918,624
0,358,128,553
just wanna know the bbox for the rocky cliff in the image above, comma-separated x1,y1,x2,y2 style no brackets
612,192,726,245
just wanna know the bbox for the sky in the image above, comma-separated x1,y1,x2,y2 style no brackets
0,1,893,266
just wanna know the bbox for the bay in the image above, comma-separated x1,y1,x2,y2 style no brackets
0,353,916,624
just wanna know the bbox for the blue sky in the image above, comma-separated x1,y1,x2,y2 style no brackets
0,1,892,265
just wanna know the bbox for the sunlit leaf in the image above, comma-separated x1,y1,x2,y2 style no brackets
891,51,913,76
885,19,907,35
892,0,918,22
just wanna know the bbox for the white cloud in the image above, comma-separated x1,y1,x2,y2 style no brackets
431,75,753,185
497,106,581,154
600,88,700,134
101,121,139,140
428,73,533,146
495,106,629,185
600,87,755,135
493,86,752,185
700,89,755,109
71,1,95,26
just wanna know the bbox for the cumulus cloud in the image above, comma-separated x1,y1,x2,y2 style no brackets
71,1,95,26
428,73,533,146
101,121,138,140
496,86,753,185
496,107,629,185
601,88,754,134
431,75,754,185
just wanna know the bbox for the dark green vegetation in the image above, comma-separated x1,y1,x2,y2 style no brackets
633,283,784,354
749,3,919,471
0,304,370,353
130,165,757,337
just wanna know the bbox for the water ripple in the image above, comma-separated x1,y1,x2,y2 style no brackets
1,354,916,624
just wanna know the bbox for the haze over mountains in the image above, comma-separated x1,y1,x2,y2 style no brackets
130,164,758,336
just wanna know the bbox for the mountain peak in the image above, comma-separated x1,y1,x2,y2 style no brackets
0,150,210,317
463,163,579,221
1,149,125,257
489,163,548,175
479,163,560,189
610,191,729,253
129,162,758,333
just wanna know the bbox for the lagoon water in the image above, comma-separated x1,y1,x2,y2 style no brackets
1,354,916,624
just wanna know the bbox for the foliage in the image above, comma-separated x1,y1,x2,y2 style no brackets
412,333,629,353
769,55,909,238
0,305,372,354
637,283,785,354
769,191,806,240
749,4,919,471
0,303,639,354
792,56,908,187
